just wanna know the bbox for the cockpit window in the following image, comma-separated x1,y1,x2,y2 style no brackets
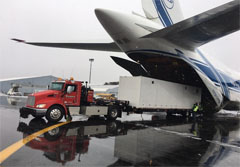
50,82,64,91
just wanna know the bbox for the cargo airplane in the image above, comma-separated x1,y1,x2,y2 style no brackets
12,0,240,113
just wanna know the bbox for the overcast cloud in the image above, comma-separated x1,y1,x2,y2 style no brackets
0,0,239,84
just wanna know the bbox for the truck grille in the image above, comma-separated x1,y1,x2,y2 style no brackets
27,96,35,106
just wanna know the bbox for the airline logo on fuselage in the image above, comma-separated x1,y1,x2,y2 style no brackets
163,0,174,9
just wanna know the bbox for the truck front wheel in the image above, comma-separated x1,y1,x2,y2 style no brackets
46,106,64,122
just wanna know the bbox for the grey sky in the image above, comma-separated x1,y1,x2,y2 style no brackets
0,0,239,84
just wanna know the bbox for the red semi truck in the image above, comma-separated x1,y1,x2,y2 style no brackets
20,78,122,122
20,76,202,122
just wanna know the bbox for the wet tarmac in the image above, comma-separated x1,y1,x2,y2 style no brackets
0,95,240,167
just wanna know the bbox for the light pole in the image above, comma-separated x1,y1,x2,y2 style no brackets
89,58,94,84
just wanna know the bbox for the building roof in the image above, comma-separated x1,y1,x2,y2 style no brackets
0,75,57,82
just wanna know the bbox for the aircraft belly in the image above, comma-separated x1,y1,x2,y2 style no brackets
123,49,226,111
124,48,240,111
126,50,203,85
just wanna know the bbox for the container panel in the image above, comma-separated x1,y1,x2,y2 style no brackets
119,76,201,109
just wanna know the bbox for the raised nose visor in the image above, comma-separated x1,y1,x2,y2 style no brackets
95,8,113,22
95,8,107,18
95,8,126,35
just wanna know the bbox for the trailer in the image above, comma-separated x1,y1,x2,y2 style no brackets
118,76,202,114
20,76,202,122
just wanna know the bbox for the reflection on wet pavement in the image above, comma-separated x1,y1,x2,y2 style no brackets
1,95,240,166
15,116,240,166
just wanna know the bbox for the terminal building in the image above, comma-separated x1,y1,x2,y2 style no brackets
0,75,119,97
0,75,58,96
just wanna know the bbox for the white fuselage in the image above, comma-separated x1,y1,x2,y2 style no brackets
95,9,240,111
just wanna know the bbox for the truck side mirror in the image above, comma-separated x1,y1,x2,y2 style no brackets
67,86,74,94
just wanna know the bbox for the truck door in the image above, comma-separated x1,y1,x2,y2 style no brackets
63,85,78,106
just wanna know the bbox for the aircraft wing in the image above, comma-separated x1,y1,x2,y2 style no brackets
143,0,240,49
11,39,122,52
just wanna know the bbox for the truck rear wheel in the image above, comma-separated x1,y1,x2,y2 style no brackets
46,106,64,122
106,107,119,120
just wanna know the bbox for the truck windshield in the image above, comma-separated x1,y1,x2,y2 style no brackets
50,82,64,91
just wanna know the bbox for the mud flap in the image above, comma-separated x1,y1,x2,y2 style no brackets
19,107,30,118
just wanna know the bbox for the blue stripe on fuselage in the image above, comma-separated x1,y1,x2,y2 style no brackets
196,49,230,98
153,0,172,27
152,0,167,27
190,58,239,90
159,0,173,24
195,63,218,83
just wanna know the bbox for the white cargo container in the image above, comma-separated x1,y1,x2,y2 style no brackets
118,76,201,110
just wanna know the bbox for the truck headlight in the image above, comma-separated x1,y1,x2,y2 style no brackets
36,104,46,108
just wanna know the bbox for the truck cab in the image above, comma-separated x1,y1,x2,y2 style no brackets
20,78,121,122
21,79,94,122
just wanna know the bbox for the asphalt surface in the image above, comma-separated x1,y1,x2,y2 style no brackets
0,95,240,167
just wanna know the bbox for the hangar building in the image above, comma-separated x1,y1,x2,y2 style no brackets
0,75,58,96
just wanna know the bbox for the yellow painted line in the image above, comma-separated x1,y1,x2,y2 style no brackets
0,121,70,164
